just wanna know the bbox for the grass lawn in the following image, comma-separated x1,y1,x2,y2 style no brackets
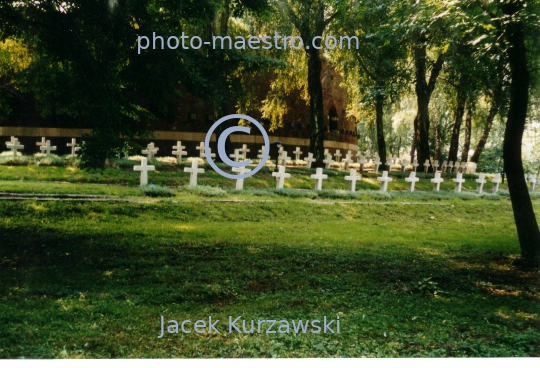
0,164,539,358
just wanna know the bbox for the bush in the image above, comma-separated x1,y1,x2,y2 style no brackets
229,189,278,197
34,154,64,167
63,155,81,167
270,188,318,199
139,185,176,197
0,152,31,166
180,185,227,197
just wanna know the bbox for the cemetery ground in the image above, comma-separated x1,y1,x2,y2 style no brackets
1,161,540,358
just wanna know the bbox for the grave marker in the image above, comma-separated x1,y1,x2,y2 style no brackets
239,144,250,160
272,165,291,189
232,166,251,190
196,142,205,158
476,174,487,193
323,154,334,169
344,169,361,192
310,168,328,190
184,160,205,187
40,140,57,157
293,147,303,161
405,172,420,192
453,173,466,193
304,152,315,168
342,153,354,170
6,138,24,157
67,138,81,156
377,171,393,192
492,173,502,193
230,149,243,162
36,137,46,147
373,156,382,173
529,174,537,191
423,159,430,173
172,141,188,163
431,172,444,191
133,157,155,186
142,142,158,160
334,150,342,163
412,159,419,172
278,150,291,166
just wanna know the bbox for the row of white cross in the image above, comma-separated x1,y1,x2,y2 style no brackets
141,141,479,176
4,136,80,157
132,158,504,195
377,171,502,193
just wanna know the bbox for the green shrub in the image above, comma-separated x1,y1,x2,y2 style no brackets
63,155,82,167
139,185,176,197
181,185,227,197
270,188,318,199
229,188,278,197
34,154,65,167
0,152,31,166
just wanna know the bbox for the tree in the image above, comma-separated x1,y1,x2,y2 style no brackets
333,0,409,170
474,0,540,264
275,0,344,167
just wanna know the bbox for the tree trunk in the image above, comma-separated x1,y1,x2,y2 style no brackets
501,1,540,263
306,46,325,167
448,89,466,162
412,33,445,170
470,94,499,163
434,117,441,162
461,104,472,162
375,95,387,169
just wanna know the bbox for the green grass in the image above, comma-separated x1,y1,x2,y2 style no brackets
0,192,539,358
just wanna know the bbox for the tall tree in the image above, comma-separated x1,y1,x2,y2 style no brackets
474,0,540,264
333,0,409,170
275,0,343,167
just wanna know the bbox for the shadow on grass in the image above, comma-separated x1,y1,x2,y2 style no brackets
1,224,539,358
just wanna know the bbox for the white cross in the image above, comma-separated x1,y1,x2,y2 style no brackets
492,173,502,193
401,158,409,171
202,147,216,160
446,161,453,173
355,151,362,163
230,149,243,162
358,155,367,172
293,146,303,161
142,142,158,160
6,138,24,157
476,174,487,193
441,160,448,172
5,136,15,146
324,148,329,157
412,159,419,172
373,157,382,173
271,165,291,189
172,141,188,163
36,137,46,147
405,172,420,192
433,160,440,172
257,146,266,160
377,171,393,192
342,153,354,170
323,154,334,169
423,159,431,173
278,150,291,166
454,161,460,173
67,138,80,156
232,166,251,190
453,173,466,193
431,172,444,191
386,157,393,170
311,167,328,190
196,142,205,158
460,161,467,173
304,152,316,168
334,150,342,163
528,174,537,191
239,144,250,160
184,160,205,187
133,157,155,186
40,140,57,156
345,169,361,192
